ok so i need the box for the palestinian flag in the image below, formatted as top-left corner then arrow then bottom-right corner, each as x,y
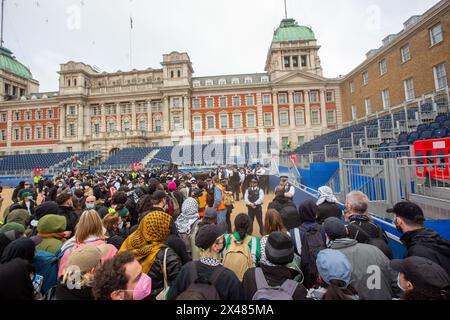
74,155 -> 83,166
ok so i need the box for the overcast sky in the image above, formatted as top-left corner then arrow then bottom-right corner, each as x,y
4,0 -> 441,92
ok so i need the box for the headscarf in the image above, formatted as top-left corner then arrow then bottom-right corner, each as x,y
298,199 -> 319,223
0,222 -> 26,235
0,230 -> 23,258
6,209 -> 30,227
1,238 -> 36,264
0,258 -> 34,300
175,198 -> 199,234
316,186 -> 338,206
119,211 -> 172,274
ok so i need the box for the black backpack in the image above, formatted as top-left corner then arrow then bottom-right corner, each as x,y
298,225 -> 326,288
177,262 -> 225,300
348,223 -> 393,260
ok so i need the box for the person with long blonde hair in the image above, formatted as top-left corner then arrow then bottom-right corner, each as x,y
58,209 -> 117,279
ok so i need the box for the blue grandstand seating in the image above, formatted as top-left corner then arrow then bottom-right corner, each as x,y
0,151 -> 100,172
435,114 -> 448,124
432,128 -> 448,139
101,147 -> 154,166
419,130 -> 433,140
416,124 -> 429,132
429,122 -> 441,130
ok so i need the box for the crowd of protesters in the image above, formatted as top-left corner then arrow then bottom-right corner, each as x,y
0,164 -> 449,301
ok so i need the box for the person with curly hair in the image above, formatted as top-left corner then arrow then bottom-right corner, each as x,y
92,251 -> 152,300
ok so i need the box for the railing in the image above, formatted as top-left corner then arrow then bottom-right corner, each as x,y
397,154 -> 450,220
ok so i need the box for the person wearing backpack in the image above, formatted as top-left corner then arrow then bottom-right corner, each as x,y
344,191 -> 392,259
223,214 -> 260,281
190,208 -> 218,261
307,249 -> 359,300
56,245 -> 108,300
324,217 -> 397,300
242,231 -> 307,300
167,222 -> 242,300
175,198 -> 200,257
288,200 -> 326,289
244,178 -> 265,236
34,214 -> 68,255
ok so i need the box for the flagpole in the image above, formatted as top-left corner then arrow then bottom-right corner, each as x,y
284,0 -> 288,19
1,0 -> 5,47
129,16 -> 133,70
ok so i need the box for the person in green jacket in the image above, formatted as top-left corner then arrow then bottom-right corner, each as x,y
35,214 -> 68,254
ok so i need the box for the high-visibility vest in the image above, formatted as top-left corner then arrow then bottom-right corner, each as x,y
216,184 -> 226,211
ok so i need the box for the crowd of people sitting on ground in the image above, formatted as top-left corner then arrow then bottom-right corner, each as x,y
0,165 -> 449,301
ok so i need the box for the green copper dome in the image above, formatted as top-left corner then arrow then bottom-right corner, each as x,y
273,18 -> 316,42
0,47 -> 33,79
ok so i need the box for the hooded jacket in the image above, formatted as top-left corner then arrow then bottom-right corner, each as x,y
35,214 -> 67,254
0,258 -> 34,300
401,228 -> 450,276
330,238 -> 397,300
5,208 -> 30,227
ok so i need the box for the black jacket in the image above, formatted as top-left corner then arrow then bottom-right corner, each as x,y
268,196 -> 296,213
347,215 -> 388,243
401,228 -> 450,275
173,191 -> 185,206
317,202 -> 342,224
167,261 -> 243,300
147,247 -> 182,300
242,265 -> 307,300
278,205 -> 301,230
57,206 -> 79,232
55,283 -> 94,300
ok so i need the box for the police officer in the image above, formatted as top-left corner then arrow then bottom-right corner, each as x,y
244,178 -> 265,235
279,175 -> 295,199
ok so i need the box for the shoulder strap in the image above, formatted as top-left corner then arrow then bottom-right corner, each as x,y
349,222 -> 371,241
209,266 -> 226,286
254,267 -> 270,290
280,279 -> 299,297
291,228 -> 302,255
162,248 -> 169,289
250,237 -> 257,257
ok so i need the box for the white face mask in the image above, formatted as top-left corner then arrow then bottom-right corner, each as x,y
118,222 -> 124,229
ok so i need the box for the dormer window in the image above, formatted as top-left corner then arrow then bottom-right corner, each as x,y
219,79 -> 227,85
261,76 -> 269,83
193,80 -> 201,87
244,77 -> 252,84
205,79 -> 214,86
231,78 -> 239,85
